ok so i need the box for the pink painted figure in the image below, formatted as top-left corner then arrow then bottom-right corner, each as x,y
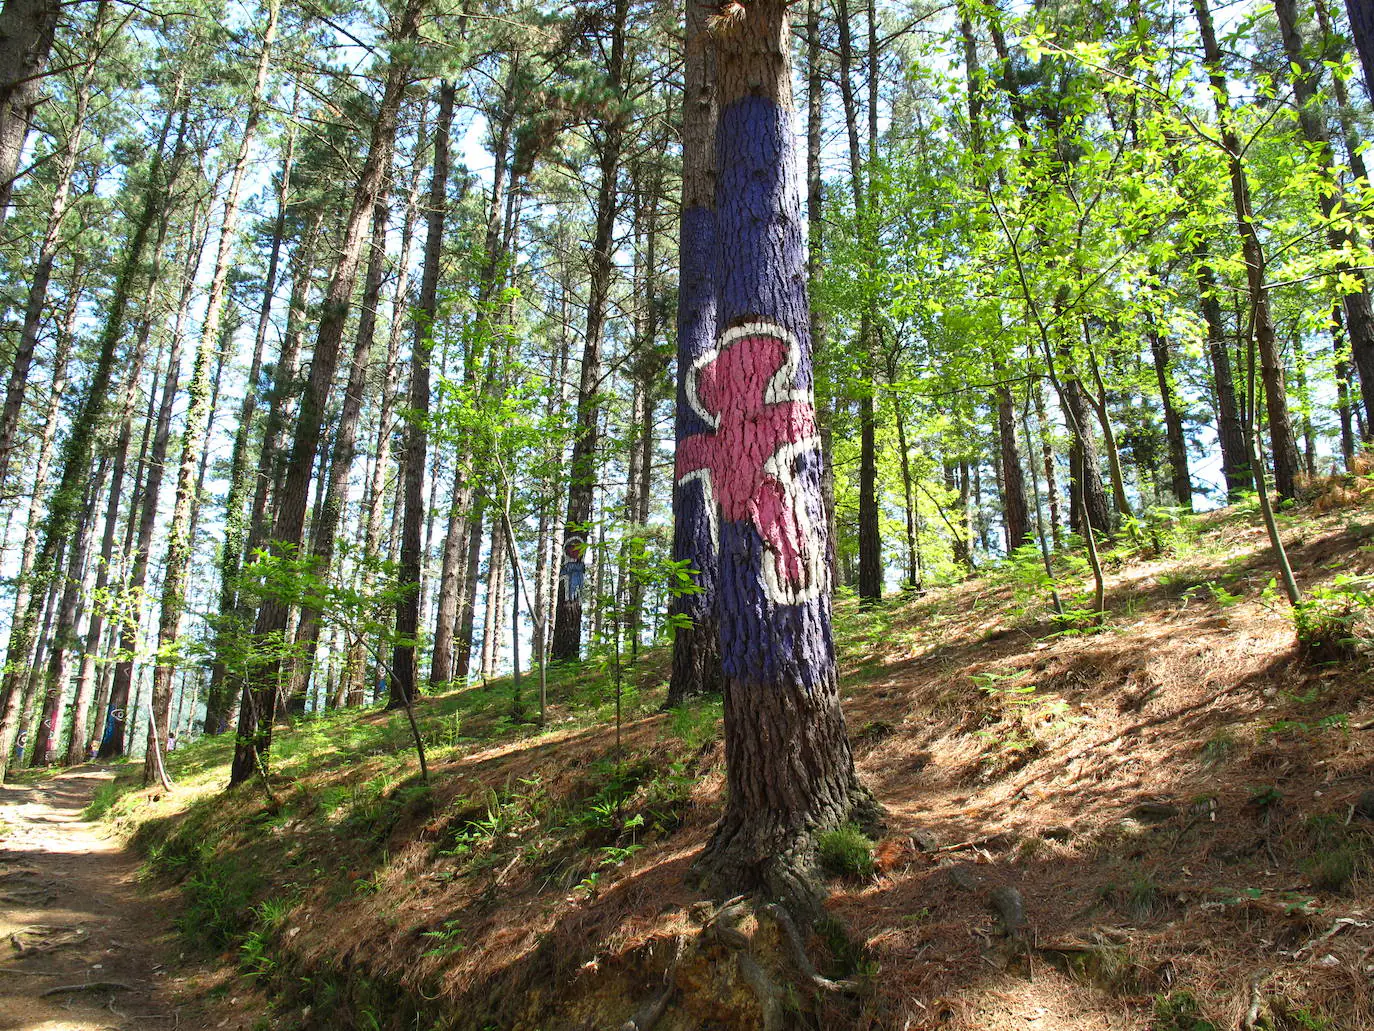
676,320 -> 825,605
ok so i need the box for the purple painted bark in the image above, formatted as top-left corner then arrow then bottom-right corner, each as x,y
668,0 -> 723,708
692,0 -> 872,908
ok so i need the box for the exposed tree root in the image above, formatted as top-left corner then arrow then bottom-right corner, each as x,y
619,893 -> 864,1030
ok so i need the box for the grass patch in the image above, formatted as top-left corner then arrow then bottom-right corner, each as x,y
817,823 -> 875,880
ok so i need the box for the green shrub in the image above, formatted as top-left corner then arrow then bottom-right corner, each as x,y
1152,990 -> 1218,1031
1289,577 -> 1371,662
817,823 -> 875,880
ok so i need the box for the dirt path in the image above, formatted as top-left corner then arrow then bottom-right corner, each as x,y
0,766 -> 253,1031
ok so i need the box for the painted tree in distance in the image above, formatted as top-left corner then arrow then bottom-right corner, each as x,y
688,0 -> 875,908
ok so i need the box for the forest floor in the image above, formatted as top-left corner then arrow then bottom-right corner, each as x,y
0,766 -> 262,1030
52,481 -> 1374,1029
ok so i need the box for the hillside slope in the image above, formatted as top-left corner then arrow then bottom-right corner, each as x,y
92,497 -> 1374,1030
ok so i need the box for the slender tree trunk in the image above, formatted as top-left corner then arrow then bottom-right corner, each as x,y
1334,305 -> 1357,469
551,0 -> 628,662
147,0 -> 279,783
101,165 -> 202,761
32,460 -> 106,764
1344,0 -> 1374,99
479,521 -> 507,679
0,0 -> 107,490
230,0 -> 425,786
290,196 -> 392,711
3,278 -> 74,749
1194,0 -> 1302,500
66,331 -> 148,766
204,122 -> 296,733
1275,0 -> 1374,439
389,81 -> 454,711
1147,310 -> 1193,508
1194,245 -> 1252,495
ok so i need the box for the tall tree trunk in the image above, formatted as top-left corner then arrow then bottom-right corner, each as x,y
1194,0 -> 1302,500
66,330 -> 149,766
1334,305 -> 1357,469
0,0 -> 107,489
290,196 -> 392,712
229,0 -> 426,786
3,272 -> 75,753
101,156 -> 203,761
0,0 -> 60,222
693,0 -> 872,907
551,0 -> 628,662
204,121 -> 296,733
667,0 -> 723,706
1344,0 -> 1374,96
1147,310 -> 1193,508
996,376 -> 1030,550
393,81 -> 454,708
147,0 -> 279,783
479,521 -> 507,679
1031,379 -> 1061,548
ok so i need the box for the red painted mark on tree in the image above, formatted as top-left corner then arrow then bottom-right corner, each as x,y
677,320 -> 826,605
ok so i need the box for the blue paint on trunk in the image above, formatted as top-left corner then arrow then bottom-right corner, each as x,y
673,202 -> 721,633
712,92 -> 833,690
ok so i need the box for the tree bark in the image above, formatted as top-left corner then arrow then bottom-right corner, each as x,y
204,119 -> 296,733
147,0 -> 279,780
668,0 -> 723,707
693,0 -> 873,908
394,82 -> 454,707
0,0 -> 60,222
0,0 -> 107,490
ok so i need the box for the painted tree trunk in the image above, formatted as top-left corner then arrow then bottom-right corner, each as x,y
692,0 -> 872,906
667,0 -> 723,708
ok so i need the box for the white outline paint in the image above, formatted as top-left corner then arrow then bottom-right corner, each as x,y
677,467 -> 719,555
677,318 -> 826,607
760,435 -> 826,606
